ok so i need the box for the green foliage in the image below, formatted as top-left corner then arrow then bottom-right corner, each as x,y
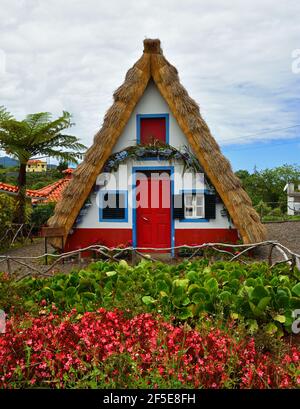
0,193 -> 15,229
255,200 -> 272,217
0,272 -> 34,313
269,207 -> 282,217
104,142 -> 205,176
0,109 -> 86,164
0,193 -> 31,248
2,259 -> 300,336
236,165 -> 300,212
0,107 -> 86,223
31,202 -> 56,227
56,161 -> 68,173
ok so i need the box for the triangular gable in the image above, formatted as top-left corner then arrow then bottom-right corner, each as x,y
49,39 -> 266,245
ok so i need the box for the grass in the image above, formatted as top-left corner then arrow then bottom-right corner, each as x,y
262,214 -> 300,222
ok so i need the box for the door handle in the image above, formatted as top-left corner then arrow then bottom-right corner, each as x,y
142,216 -> 149,221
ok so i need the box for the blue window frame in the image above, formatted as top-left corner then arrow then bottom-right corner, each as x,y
99,190 -> 128,222
178,189 -> 209,222
136,113 -> 169,145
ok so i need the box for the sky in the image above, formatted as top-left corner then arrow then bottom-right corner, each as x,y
0,0 -> 299,171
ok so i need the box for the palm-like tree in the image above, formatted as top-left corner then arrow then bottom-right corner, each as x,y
0,107 -> 86,223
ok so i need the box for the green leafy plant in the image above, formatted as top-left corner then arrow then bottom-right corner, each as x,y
31,202 -> 56,228
2,259 -> 299,336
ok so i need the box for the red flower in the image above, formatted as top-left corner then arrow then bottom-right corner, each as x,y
0,309 -> 299,389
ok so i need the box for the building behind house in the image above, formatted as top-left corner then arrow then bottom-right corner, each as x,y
284,183 -> 300,215
26,160 -> 47,173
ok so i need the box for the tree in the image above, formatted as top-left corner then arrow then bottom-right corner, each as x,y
0,107 -> 86,223
57,160 -> 69,173
236,165 -> 300,211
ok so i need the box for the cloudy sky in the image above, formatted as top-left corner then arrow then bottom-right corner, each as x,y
0,0 -> 299,170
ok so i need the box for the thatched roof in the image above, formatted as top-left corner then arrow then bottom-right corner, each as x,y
48,39 -> 266,246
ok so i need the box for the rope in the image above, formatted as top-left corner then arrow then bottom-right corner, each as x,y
1,240 -> 299,260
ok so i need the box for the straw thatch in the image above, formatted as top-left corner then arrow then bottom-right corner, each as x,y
48,39 -> 266,247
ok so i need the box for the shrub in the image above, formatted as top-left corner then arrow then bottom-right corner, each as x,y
4,260 -> 300,336
30,181 -> 48,190
0,193 -> 32,249
31,202 -> 55,228
255,200 -> 272,217
269,207 -> 282,217
0,193 -> 15,231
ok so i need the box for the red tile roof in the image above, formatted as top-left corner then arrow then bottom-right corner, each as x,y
27,159 -> 46,164
62,168 -> 74,175
0,182 -> 17,194
0,170 -> 73,203
32,178 -> 71,203
0,182 -> 46,198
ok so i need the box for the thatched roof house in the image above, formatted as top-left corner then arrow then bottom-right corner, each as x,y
48,39 -> 266,250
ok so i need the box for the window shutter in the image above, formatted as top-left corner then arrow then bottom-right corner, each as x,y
102,192 -> 126,220
173,194 -> 185,219
204,193 -> 216,219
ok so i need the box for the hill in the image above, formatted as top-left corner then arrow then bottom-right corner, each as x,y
0,156 -> 19,168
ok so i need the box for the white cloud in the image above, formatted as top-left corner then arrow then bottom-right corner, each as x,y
0,0 -> 299,150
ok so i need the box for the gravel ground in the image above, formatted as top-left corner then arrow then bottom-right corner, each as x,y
255,221 -> 300,262
0,239 -> 89,277
0,221 -> 299,276
264,221 -> 300,254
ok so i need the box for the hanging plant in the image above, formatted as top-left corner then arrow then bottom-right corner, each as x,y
102,141 -> 216,192
103,141 -> 204,174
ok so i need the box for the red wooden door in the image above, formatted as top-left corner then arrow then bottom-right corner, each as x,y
136,171 -> 171,252
140,117 -> 166,144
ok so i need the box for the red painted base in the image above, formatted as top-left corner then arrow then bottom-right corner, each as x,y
64,228 -> 132,252
65,228 -> 239,256
175,229 -> 239,247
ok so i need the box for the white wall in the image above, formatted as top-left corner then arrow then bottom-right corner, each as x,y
77,159 -> 232,230
286,184 -> 300,215
113,80 -> 189,152
75,80 -> 233,231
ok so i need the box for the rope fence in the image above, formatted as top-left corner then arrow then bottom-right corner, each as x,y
0,240 -> 299,281
0,223 -> 34,248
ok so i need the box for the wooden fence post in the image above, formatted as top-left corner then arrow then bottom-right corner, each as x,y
6,257 -> 11,275
268,244 -> 275,266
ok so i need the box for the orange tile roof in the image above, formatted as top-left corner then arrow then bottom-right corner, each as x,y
0,182 -> 18,194
32,178 -> 71,203
0,172 -> 73,203
62,168 -> 74,175
27,160 -> 45,164
0,182 -> 45,198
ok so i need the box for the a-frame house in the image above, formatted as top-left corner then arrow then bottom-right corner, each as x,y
48,39 -> 266,253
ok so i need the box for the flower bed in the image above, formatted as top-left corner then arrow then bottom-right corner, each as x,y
4,259 -> 300,337
0,309 -> 299,389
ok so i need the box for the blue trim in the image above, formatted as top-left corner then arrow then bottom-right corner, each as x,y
99,190 -> 128,222
136,114 -> 169,144
179,189 -> 208,223
132,166 -> 175,256
179,218 -> 209,223
136,156 -> 167,161
179,189 -> 209,194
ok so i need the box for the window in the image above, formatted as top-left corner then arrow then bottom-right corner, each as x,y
184,193 -> 205,219
137,114 -> 169,145
173,192 -> 216,221
99,191 -> 128,222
